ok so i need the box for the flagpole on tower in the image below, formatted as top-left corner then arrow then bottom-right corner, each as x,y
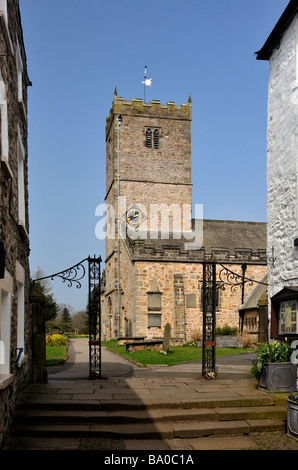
142,66 -> 152,103
144,66 -> 146,102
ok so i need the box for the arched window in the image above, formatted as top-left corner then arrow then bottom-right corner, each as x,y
146,128 -> 152,148
145,128 -> 160,149
153,129 -> 159,149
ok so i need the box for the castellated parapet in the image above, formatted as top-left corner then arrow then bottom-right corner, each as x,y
105,92 -> 192,141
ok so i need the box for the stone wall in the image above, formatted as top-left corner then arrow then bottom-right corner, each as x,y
102,241 -> 267,343
0,0 -> 31,447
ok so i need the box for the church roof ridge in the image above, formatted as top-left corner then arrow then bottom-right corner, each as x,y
198,218 -> 266,225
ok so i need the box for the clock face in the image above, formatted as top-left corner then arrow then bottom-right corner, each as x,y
125,205 -> 145,227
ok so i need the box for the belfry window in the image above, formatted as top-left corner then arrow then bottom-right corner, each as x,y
153,129 -> 159,149
146,128 -> 152,148
145,128 -> 160,149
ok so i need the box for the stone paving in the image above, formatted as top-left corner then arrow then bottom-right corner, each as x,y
6,432 -> 298,451
3,338 -> 298,452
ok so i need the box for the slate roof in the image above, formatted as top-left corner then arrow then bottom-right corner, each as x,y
200,219 -> 266,254
239,274 -> 268,311
127,219 -> 267,262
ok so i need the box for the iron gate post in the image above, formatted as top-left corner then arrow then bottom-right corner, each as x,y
88,255 -> 102,379
202,261 -> 217,379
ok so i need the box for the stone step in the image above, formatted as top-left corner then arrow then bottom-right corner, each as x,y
10,418 -> 286,440
16,394 -> 282,412
13,405 -> 287,425
8,385 -> 288,448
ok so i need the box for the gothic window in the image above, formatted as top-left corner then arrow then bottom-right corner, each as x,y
145,128 -> 152,148
145,128 -> 160,149
153,129 -> 159,149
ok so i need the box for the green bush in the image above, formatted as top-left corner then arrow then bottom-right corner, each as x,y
216,324 -> 238,336
46,334 -> 68,346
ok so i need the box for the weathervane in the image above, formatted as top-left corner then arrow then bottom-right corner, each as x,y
142,65 -> 152,103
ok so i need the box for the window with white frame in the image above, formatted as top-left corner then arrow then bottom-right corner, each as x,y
0,0 -> 13,54
16,39 -> 23,103
17,127 -> 26,228
0,74 -> 8,160
0,0 -> 7,25
16,38 -> 26,118
0,290 -> 11,375
16,262 -> 25,358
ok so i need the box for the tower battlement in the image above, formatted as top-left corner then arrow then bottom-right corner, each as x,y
105,91 -> 192,141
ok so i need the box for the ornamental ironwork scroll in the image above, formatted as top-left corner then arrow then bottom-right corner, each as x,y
34,258 -> 88,289
202,261 -> 217,379
217,263 -> 268,303
33,255 -> 102,379
200,261 -> 268,380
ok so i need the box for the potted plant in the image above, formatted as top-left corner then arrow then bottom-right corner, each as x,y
287,389 -> 298,440
251,340 -> 297,392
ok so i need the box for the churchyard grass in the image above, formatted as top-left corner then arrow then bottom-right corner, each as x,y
46,345 -> 68,365
102,339 -> 254,367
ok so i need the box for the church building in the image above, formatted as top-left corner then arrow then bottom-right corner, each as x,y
101,89 -> 267,344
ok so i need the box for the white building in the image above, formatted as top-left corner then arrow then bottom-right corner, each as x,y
257,0 -> 298,340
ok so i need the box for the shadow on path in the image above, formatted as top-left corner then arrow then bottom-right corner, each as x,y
47,338 -> 257,382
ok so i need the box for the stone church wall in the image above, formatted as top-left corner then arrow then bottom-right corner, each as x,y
105,256 -> 267,344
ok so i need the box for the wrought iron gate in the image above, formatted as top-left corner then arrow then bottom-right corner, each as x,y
88,256 -> 102,379
202,262 -> 216,379
34,255 -> 102,379
200,260 -> 268,380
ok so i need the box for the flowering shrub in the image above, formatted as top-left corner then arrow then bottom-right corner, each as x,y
46,334 -> 68,346
251,340 -> 292,377
288,388 -> 298,403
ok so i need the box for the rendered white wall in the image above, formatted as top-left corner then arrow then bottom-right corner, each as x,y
267,15 -> 298,327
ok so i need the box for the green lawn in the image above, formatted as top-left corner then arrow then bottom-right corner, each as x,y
102,339 -> 254,367
46,345 -> 68,365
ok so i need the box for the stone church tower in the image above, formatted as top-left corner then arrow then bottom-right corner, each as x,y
102,90 -> 267,343
104,89 -> 193,339
105,88 -> 193,232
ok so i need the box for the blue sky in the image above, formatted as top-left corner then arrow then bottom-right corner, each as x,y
19,0 -> 289,312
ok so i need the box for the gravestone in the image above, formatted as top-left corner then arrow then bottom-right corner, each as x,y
162,323 -> 171,354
